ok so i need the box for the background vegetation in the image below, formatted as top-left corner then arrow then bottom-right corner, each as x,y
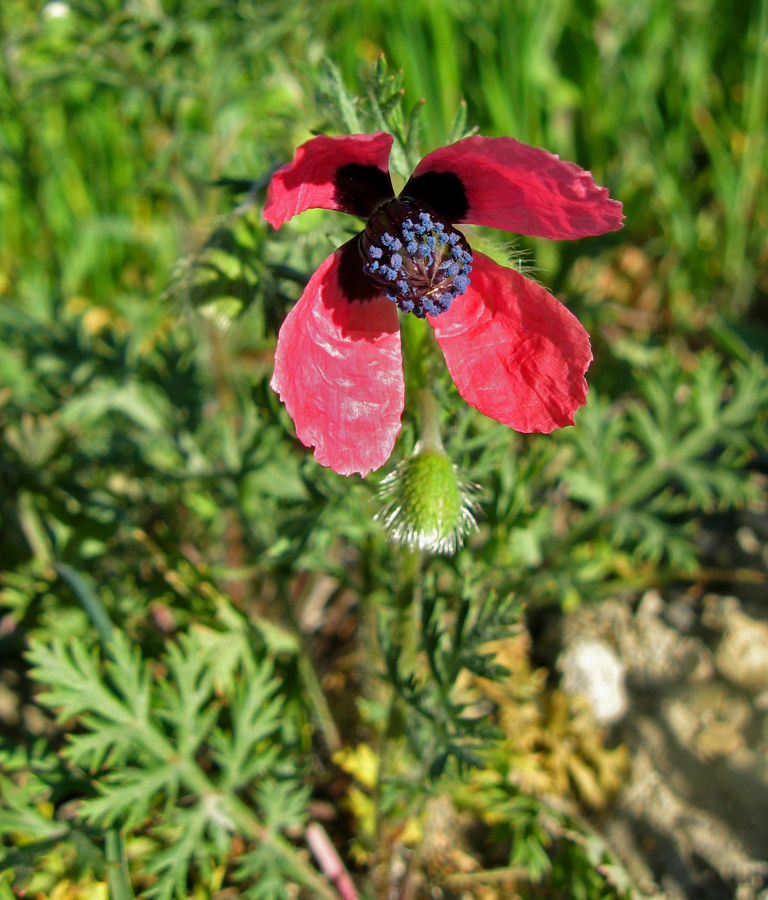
1,0 -> 766,897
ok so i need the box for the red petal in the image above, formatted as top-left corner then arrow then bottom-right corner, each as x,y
430,252 -> 592,432
408,136 -> 623,239
264,133 -> 395,229
270,244 -> 404,476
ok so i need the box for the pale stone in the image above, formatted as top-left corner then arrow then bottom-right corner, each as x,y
715,610 -> 768,694
559,639 -> 628,725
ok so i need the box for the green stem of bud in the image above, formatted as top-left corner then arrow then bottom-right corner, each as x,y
416,388 -> 444,454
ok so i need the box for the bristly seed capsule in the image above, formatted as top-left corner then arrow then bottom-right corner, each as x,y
360,199 -> 473,318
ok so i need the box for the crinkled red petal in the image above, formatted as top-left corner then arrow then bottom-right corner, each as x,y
410,135 -> 623,239
270,244 -> 404,476
430,252 -> 592,432
264,133 -> 395,229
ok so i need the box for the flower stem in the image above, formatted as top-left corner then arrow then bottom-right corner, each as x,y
105,830 -> 135,900
400,312 -> 429,400
232,493 -> 342,753
416,388 -> 444,454
276,578 -> 343,753
228,796 -> 344,900
306,822 -> 361,900
394,546 -> 424,667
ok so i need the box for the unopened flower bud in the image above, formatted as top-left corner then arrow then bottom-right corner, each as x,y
375,444 -> 479,556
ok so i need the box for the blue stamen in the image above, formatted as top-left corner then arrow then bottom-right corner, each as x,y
381,233 -> 402,251
453,274 -> 470,293
361,198 -> 473,318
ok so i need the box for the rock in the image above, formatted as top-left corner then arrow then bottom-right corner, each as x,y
695,721 -> 745,761
562,595 -> 713,689
715,610 -> 768,694
559,639 -> 628,725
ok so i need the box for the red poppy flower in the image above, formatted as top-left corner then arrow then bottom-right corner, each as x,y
265,132 -> 623,476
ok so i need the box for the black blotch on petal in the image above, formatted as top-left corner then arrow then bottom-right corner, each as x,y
400,170 -> 469,223
337,235 -> 381,304
333,164 -> 395,219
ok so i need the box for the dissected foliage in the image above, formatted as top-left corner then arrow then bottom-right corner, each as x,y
10,622 -> 312,900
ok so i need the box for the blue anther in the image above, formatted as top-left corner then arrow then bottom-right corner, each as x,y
368,246 -> 383,260
442,261 -> 460,278
453,274 -> 470,293
390,253 -> 402,270
452,247 -> 472,265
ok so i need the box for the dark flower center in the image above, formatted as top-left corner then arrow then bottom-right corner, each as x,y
359,199 -> 473,318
